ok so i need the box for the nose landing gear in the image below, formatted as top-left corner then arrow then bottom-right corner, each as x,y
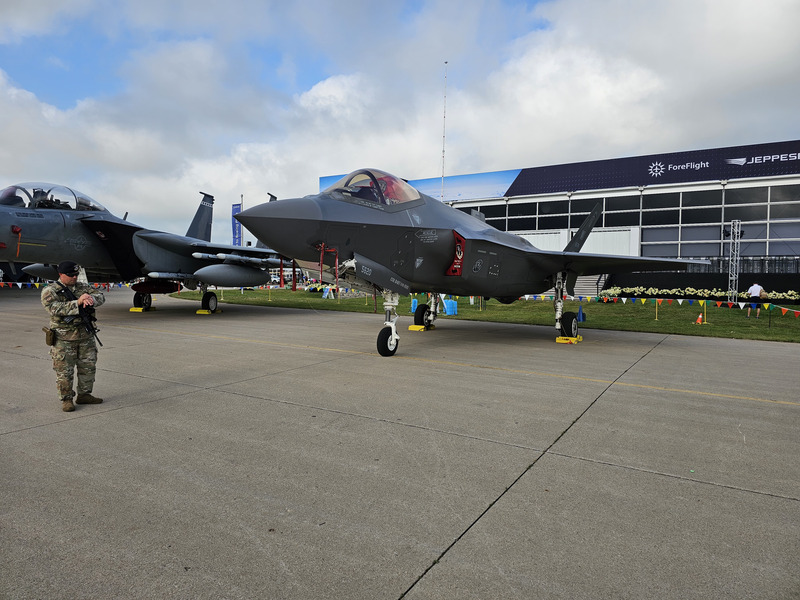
377,290 -> 400,356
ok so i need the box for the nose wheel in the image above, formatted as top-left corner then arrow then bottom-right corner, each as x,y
376,290 -> 400,356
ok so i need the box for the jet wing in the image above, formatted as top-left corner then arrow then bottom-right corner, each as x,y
78,214 -> 145,280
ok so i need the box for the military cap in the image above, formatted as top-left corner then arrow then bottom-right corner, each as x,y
57,261 -> 80,276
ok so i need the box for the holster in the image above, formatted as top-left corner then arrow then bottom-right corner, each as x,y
43,327 -> 56,346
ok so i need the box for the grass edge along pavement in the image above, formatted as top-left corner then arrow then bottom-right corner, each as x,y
171,287 -> 800,344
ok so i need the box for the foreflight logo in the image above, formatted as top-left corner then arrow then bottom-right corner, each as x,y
648,160 -> 709,178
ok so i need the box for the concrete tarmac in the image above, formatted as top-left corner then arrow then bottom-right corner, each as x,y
1,287 -> 798,599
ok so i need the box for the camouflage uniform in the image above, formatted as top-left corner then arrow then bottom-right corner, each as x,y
41,281 -> 105,403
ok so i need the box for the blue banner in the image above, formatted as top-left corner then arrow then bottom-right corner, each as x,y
231,203 -> 242,246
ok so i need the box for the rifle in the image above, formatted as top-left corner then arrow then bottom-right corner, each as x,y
57,282 -> 103,347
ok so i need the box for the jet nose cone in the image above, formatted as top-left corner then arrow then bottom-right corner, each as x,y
237,197 -> 323,260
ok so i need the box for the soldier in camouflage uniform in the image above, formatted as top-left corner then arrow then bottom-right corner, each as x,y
41,261 -> 106,412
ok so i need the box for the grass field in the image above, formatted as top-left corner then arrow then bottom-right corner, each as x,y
173,288 -> 800,344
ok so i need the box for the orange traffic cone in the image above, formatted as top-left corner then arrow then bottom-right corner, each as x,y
695,313 -> 703,324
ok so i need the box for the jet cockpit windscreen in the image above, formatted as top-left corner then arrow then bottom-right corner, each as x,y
0,183 -> 108,212
323,169 -> 421,205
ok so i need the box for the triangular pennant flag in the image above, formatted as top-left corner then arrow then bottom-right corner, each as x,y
657,298 -> 663,305
16,282 -> 22,289
727,302 -> 733,308
613,297 -> 619,303
668,299 -> 673,305
699,300 -> 705,307
688,299 -> 694,306
677,299 -> 683,305
750,303 -> 757,309
795,311 -> 800,318
781,308 -> 788,316
763,303 -> 771,310
738,302 -> 746,309
641,298 -> 647,305
621,297 -> 628,304
716,301 -> 722,307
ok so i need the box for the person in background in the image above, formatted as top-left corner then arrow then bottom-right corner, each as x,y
746,282 -> 764,319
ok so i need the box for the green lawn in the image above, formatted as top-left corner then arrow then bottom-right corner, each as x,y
173,288 -> 800,343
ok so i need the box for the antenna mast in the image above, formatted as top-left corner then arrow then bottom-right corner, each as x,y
441,61 -> 448,201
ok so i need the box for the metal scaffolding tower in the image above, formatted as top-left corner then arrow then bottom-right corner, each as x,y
727,220 -> 742,303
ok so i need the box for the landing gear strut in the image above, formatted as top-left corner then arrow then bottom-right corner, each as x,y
377,290 -> 400,356
553,271 -> 578,338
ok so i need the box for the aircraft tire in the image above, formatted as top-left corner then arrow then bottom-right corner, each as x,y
414,303 -> 431,327
560,311 -> 578,337
202,291 -> 218,312
133,292 -> 143,308
141,293 -> 152,310
377,326 -> 398,357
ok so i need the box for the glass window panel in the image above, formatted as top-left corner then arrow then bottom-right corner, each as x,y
769,222 -> 800,238
569,213 -> 597,229
680,243 -> 719,257
683,190 -> 722,207
735,224 -> 767,239
770,203 -> 800,220
724,204 -> 767,221
725,187 -> 767,205
455,207 -> 471,214
605,195 -> 639,211
768,241 -> 800,255
642,193 -> 680,209
681,207 -> 722,224
682,226 -> 719,241
538,200 -> 569,215
605,212 -> 640,227
570,198 -> 602,213
642,210 -> 680,225
508,202 -> 537,217
539,215 -> 569,229
479,205 -> 506,218
642,227 -> 679,242
642,244 -> 678,257
740,242 -> 767,256
771,184 -> 800,202
507,217 -> 537,231
485,218 -> 505,230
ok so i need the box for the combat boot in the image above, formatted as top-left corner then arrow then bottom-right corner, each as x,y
61,398 -> 75,412
76,393 -> 103,404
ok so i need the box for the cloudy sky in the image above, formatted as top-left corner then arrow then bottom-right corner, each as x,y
1,0 -> 799,243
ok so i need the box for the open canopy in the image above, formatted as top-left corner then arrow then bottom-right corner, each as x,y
0,183 -> 108,212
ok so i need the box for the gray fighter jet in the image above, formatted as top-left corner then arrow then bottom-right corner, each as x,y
236,168 -> 704,356
0,182 -> 283,311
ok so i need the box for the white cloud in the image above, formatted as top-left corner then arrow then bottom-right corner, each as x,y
2,0 -> 800,245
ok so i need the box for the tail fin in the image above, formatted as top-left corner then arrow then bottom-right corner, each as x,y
186,192 -> 214,241
563,203 -> 601,253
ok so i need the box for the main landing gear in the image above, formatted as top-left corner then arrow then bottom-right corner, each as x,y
553,271 -> 579,338
132,292 -> 152,311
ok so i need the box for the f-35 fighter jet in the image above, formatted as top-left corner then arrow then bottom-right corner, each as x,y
236,168 -> 703,355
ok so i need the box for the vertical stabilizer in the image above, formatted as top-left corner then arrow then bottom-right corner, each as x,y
186,192 -> 214,241
563,203 -> 601,253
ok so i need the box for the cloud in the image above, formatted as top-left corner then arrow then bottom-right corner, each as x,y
2,0 -> 800,245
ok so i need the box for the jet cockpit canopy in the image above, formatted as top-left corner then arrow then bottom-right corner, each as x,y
323,169 -> 421,206
0,183 -> 108,212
